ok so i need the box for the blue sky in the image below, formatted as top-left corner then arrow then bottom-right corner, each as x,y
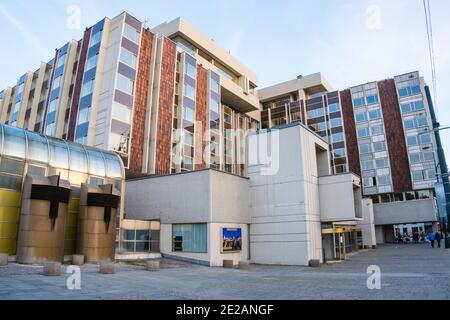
1,0 -> 450,161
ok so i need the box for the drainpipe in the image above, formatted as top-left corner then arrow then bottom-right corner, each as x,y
425,85 -> 450,248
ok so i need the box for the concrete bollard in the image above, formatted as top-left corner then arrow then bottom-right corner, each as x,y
146,260 -> 160,272
99,261 -> 115,274
72,255 -> 85,266
43,262 -> 61,276
238,260 -> 251,270
223,260 -> 235,269
308,259 -> 321,268
0,254 -> 8,266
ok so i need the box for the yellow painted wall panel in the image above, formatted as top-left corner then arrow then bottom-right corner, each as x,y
0,190 -> 22,206
0,239 -> 16,254
0,207 -> 20,223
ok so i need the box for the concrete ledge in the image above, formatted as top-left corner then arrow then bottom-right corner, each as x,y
0,254 -> 8,266
43,262 -> 61,276
146,260 -> 160,271
115,252 -> 162,261
99,261 -> 115,274
308,259 -> 321,268
238,260 -> 251,270
223,260 -> 235,268
161,253 -> 210,266
72,255 -> 85,266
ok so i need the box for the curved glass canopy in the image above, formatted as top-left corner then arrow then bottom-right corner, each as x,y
0,124 -> 125,180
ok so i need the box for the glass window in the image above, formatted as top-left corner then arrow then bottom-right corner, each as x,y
112,102 -> 131,124
425,168 -> 436,180
123,24 -> 140,43
416,190 -> 431,199
376,158 -> 388,168
210,79 -> 219,94
48,98 -> 58,113
52,75 -> 62,89
78,107 -> 90,125
68,144 -> 88,172
409,153 -> 421,164
317,122 -> 327,132
48,137 -> 69,169
120,48 -> 137,68
407,136 -> 418,146
330,118 -> 342,128
0,173 -> 22,190
413,100 -> 425,111
378,175 -> 391,186
183,130 -> 194,146
355,112 -> 367,123
416,117 -> 428,127
3,125 -> 26,158
373,141 -> 386,152
89,176 -> 104,187
405,192 -> 415,200
363,177 -> 374,187
103,152 -> 123,178
419,133 -> 431,144
116,74 -> 134,95
26,131 -> 49,163
331,132 -> 344,143
359,143 -> 371,154
81,80 -> 94,97
371,124 -> 383,135
366,95 -> 379,105
27,165 -> 46,176
184,83 -> 195,100
328,103 -> 340,113
412,170 -> 423,182
423,151 -> 434,162
368,108 -> 381,120
357,127 -> 370,138
210,98 -> 219,114
403,119 -> 415,129
183,107 -> 195,123
362,160 -> 374,170
86,148 -> 106,176
172,224 -> 207,253
333,148 -> 346,158
85,54 -> 98,71
353,98 -> 365,108
184,61 -> 196,79
90,32 -> 102,47
401,103 -> 412,113
307,108 -> 324,119
0,158 -> 24,175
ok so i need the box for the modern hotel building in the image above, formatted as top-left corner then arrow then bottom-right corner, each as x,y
0,11 -> 446,265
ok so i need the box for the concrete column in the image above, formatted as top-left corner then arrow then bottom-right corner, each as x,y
358,198 -> 377,248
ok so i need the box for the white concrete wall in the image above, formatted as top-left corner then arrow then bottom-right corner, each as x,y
248,124 -> 327,265
373,199 -> 438,225
358,198 -> 377,247
318,174 -> 361,222
375,226 -> 386,244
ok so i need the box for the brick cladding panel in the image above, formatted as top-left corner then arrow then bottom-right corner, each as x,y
129,29 -> 154,173
378,79 -> 413,192
195,66 -> 208,169
155,38 -> 176,175
340,89 -> 361,177
68,28 -> 91,141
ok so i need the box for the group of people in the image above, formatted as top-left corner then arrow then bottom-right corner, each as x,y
427,231 -> 442,248
396,230 -> 443,248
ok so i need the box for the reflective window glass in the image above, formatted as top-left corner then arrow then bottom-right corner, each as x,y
68,144 -> 88,172
86,148 -> 106,176
48,137 -> 69,169
2,125 -> 26,158
26,131 -> 49,163
103,152 -> 123,178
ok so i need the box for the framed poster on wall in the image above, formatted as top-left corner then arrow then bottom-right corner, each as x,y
221,227 -> 242,253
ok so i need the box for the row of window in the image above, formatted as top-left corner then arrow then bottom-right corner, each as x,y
363,174 -> 391,187
412,168 -> 436,182
355,108 -> 381,123
398,85 -> 421,98
372,190 -> 432,204
359,141 -> 386,154
406,133 -> 432,146
409,151 -> 434,164
401,100 -> 425,114
357,124 -> 384,138
361,157 -> 389,171
403,117 -> 428,130
353,94 -> 379,108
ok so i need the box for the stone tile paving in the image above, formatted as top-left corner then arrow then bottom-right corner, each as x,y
0,244 -> 449,300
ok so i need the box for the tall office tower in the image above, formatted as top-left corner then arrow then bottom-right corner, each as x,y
0,12 -> 260,178
259,71 -> 442,238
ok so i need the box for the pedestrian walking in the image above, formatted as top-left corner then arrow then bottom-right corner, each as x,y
413,231 -> 419,244
427,231 -> 435,248
435,231 -> 442,248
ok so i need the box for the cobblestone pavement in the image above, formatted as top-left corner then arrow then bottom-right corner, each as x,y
0,244 -> 449,300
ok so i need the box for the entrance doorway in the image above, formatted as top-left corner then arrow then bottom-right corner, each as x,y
321,225 -> 362,262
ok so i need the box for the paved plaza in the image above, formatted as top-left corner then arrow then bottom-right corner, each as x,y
0,244 -> 449,300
